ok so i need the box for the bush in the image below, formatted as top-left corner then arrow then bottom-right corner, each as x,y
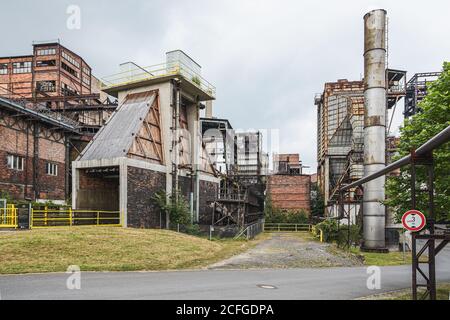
153,190 -> 191,226
316,219 -> 362,248
264,195 -> 309,224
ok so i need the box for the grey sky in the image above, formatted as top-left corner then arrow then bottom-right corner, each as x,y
2,0 -> 449,173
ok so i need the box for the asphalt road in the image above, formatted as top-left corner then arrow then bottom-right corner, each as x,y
0,240 -> 448,300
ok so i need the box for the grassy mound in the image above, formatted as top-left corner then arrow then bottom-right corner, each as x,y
0,227 -> 256,274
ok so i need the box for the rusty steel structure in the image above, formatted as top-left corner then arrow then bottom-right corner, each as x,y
315,10 -> 406,229
341,125 -> 450,300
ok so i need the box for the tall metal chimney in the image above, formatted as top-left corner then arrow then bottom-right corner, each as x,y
363,9 -> 387,250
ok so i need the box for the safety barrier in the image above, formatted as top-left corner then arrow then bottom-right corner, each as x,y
263,223 -> 311,232
311,225 -> 324,243
30,208 -> 122,229
263,223 -> 323,242
0,205 -> 18,229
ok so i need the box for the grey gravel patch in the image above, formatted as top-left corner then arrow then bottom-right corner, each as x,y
209,233 -> 363,270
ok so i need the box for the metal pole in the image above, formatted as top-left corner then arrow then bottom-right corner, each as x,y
427,157 -> 436,300
411,154 -> 417,300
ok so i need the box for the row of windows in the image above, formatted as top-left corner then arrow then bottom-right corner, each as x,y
83,66 -> 90,76
62,51 -> 80,68
7,155 -> 58,176
61,62 -> 78,78
36,60 -> 56,67
37,48 -> 57,56
13,61 -> 32,74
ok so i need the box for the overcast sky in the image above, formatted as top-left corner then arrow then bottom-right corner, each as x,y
2,0 -> 449,173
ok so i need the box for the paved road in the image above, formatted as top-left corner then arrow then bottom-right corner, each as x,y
1,239 -> 448,300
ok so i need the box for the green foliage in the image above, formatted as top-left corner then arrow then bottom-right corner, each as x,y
316,219 -> 362,248
264,195 -> 309,224
385,62 -> 450,222
310,183 -> 325,217
191,76 -> 201,86
152,190 -> 191,226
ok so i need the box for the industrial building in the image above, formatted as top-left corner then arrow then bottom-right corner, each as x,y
0,96 -> 79,202
0,41 -> 117,136
200,117 -> 269,228
267,154 -> 311,214
72,51 -> 220,228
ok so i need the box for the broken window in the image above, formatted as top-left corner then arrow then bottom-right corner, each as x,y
36,80 -> 56,92
36,60 -> 56,67
0,63 -> 8,75
62,51 -> 80,68
61,62 -> 78,78
13,61 -> 31,74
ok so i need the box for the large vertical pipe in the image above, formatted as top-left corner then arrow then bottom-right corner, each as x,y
363,9 -> 387,250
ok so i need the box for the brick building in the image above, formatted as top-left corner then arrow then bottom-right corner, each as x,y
0,97 -> 78,202
267,153 -> 311,214
0,41 -> 116,136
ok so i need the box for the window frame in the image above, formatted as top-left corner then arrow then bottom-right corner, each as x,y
7,154 -> 24,171
45,162 -> 58,176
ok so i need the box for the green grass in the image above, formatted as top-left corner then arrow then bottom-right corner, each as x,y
0,227 -> 264,274
360,283 -> 450,300
348,247 -> 412,266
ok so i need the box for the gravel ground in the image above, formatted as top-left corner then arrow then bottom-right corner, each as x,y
208,232 -> 364,269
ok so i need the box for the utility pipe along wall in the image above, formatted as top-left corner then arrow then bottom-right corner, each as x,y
363,9 -> 387,250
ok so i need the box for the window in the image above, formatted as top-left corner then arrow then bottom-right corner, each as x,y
82,75 -> 90,85
46,163 -> 58,176
13,61 -> 31,74
7,155 -> 24,171
37,48 -> 56,56
36,80 -> 56,92
61,51 -> 80,68
36,60 -> 56,67
0,63 -> 8,75
61,83 -> 78,96
83,66 -> 90,75
61,62 -> 78,78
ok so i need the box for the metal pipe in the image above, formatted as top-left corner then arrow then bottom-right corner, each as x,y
341,125 -> 450,191
362,9 -> 388,249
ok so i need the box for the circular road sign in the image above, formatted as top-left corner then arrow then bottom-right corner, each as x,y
402,210 -> 426,232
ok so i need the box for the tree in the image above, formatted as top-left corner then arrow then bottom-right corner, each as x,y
385,62 -> 450,222
310,183 -> 325,217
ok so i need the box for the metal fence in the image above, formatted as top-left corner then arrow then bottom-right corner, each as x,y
263,223 -> 324,242
234,219 -> 265,240
30,209 -> 122,228
0,206 -> 18,229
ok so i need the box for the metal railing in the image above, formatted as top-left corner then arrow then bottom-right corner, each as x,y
0,206 -> 18,229
101,60 -> 216,98
263,223 -> 324,242
263,223 -> 311,232
30,209 -> 122,228
234,219 -> 265,240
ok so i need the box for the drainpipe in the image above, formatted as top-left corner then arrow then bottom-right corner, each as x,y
362,9 -> 387,250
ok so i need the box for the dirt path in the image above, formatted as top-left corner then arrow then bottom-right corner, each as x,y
208,232 -> 363,269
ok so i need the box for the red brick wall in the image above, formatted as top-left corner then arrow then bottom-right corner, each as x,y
267,175 -> 311,213
0,114 -> 66,201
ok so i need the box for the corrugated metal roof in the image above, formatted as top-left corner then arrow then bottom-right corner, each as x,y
79,91 -> 156,161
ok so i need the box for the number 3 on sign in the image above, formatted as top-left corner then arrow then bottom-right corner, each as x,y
401,210 -> 426,232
